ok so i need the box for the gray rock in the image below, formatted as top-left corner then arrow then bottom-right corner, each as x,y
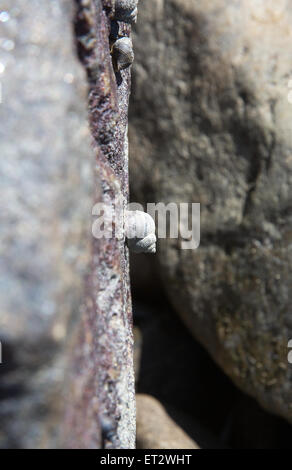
0,0 -> 135,448
0,0 -> 93,448
130,0 -> 292,422
63,0 -> 135,449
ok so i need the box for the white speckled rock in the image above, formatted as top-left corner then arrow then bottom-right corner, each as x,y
126,211 -> 156,253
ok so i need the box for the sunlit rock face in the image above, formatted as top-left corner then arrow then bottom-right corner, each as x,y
130,0 -> 292,422
0,0 -> 93,448
0,0 -> 136,449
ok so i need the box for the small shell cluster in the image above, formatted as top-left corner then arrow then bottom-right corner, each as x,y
110,0 -> 138,71
125,210 -> 156,254
114,0 -> 139,24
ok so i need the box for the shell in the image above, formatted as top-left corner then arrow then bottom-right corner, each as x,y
112,37 -> 134,71
114,0 -> 138,24
125,210 -> 156,254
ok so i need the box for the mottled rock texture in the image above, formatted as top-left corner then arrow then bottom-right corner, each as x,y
0,0 -> 92,448
0,0 -> 135,448
130,0 -> 292,422
136,394 -> 199,449
64,0 -> 135,449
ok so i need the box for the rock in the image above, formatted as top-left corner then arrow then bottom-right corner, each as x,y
0,0 -> 135,448
133,325 -> 142,382
130,0 -> 292,422
136,394 -> 199,449
63,0 -> 135,450
0,0 -> 92,448
133,298 -> 292,448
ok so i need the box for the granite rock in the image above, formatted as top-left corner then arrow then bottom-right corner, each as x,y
0,0 -> 135,448
130,0 -> 292,422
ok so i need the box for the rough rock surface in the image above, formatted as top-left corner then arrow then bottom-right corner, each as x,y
64,0 -> 135,449
133,297 -> 292,448
130,0 -> 292,422
0,0 -> 92,448
0,0 -> 135,448
136,394 -> 199,449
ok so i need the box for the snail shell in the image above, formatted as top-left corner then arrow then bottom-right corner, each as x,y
114,0 -> 138,24
125,210 -> 156,254
112,37 -> 134,71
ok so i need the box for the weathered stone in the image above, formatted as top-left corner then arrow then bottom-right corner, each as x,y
133,296 -> 292,448
63,0 -> 135,449
0,0 -> 135,448
136,394 -> 199,449
0,0 -> 92,448
130,0 -> 292,422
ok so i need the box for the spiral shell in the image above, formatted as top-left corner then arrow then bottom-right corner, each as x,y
125,210 -> 156,254
112,37 -> 134,71
114,0 -> 138,24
